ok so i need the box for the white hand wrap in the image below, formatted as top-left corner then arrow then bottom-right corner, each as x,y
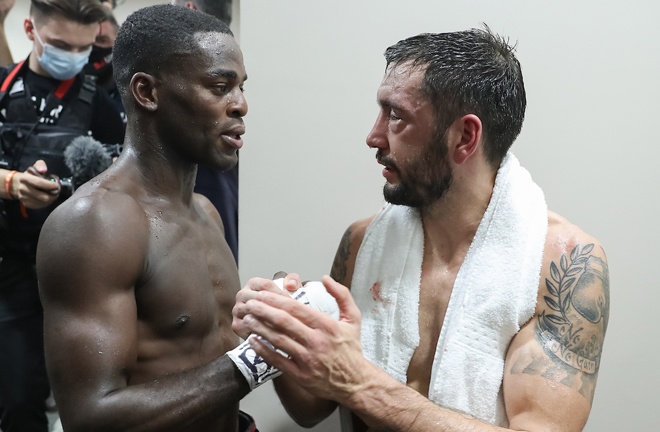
227,335 -> 283,390
228,278 -> 339,390
274,278 -> 340,320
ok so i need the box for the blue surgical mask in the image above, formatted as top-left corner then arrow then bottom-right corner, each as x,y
32,23 -> 92,80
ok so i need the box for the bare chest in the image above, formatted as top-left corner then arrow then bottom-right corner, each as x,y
405,256 -> 460,396
132,207 -> 240,376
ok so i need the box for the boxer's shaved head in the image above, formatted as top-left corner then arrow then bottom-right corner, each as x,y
113,4 -> 233,106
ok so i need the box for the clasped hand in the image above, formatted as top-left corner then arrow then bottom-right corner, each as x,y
231,274 -> 372,403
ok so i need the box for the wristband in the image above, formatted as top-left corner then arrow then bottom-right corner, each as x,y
4,170 -> 17,199
227,336 -> 283,390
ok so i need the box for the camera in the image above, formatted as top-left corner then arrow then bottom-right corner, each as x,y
42,173 -> 75,199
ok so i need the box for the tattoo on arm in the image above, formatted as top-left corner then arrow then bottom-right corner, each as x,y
513,243 -> 610,401
330,226 -> 352,284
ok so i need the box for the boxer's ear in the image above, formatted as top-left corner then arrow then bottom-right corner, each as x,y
450,114 -> 482,165
130,72 -> 158,112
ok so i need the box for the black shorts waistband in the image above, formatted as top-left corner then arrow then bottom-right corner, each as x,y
238,410 -> 258,432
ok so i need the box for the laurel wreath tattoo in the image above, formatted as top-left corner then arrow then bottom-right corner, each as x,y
537,243 -> 609,377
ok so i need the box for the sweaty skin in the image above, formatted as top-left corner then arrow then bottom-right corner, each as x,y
37,28 -> 250,432
235,211 -> 608,432
232,63 -> 608,432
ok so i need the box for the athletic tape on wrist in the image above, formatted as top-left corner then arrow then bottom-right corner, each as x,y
228,278 -> 340,390
227,336 -> 283,390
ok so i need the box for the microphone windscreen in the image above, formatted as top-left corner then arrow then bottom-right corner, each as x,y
64,136 -> 113,187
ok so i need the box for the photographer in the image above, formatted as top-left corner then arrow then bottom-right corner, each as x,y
84,5 -> 124,121
0,1 -> 124,431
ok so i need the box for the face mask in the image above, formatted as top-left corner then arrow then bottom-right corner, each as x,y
32,23 -> 92,80
88,45 -> 113,66
84,45 -> 113,78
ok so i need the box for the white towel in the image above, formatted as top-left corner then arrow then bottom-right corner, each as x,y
349,152 -> 547,427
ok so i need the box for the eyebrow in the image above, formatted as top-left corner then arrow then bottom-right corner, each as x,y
47,37 -> 72,48
48,38 -> 92,51
378,98 -> 406,114
208,69 -> 248,82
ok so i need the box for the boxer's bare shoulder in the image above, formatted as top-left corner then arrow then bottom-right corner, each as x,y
194,191 -> 225,232
38,181 -> 150,292
542,211 -> 609,328
535,211 -> 609,398
330,215 -> 376,288
505,209 -> 609,427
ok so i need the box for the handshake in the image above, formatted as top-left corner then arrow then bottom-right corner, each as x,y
227,277 -> 339,390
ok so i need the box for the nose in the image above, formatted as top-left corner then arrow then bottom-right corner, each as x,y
229,89 -> 248,118
366,112 -> 388,150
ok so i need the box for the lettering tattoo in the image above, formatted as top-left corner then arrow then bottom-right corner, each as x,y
511,243 -> 610,401
330,226 -> 352,284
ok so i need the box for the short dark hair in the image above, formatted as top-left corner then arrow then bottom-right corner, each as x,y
384,27 -> 526,168
113,4 -> 233,106
30,0 -> 107,25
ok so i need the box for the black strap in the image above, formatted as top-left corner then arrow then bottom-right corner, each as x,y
0,60 -> 28,111
78,74 -> 96,105
0,58 -> 87,123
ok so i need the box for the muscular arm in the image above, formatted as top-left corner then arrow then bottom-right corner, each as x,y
242,218 -> 609,431
504,221 -> 609,430
37,192 -> 249,432
329,216 -> 374,289
340,233 -> 609,431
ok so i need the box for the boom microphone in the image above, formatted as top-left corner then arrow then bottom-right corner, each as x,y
63,135 -> 114,190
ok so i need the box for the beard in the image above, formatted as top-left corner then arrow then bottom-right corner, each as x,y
379,132 -> 453,208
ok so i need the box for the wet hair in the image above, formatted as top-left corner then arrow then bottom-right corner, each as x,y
113,4 -> 232,106
384,26 -> 526,168
30,0 -> 107,25
173,0 -> 233,25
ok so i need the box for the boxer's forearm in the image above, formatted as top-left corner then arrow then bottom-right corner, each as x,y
343,366 -> 506,432
57,356 -> 250,432
273,375 -> 338,428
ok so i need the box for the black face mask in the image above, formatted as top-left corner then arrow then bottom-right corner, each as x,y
88,45 -> 113,65
85,45 -> 113,78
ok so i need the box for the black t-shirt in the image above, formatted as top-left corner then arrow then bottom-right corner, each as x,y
0,64 -> 125,144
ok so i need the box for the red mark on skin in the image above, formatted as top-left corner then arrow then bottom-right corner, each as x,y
370,281 -> 382,302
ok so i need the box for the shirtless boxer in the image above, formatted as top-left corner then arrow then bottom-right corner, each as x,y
233,29 -> 610,432
37,5 -> 263,431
